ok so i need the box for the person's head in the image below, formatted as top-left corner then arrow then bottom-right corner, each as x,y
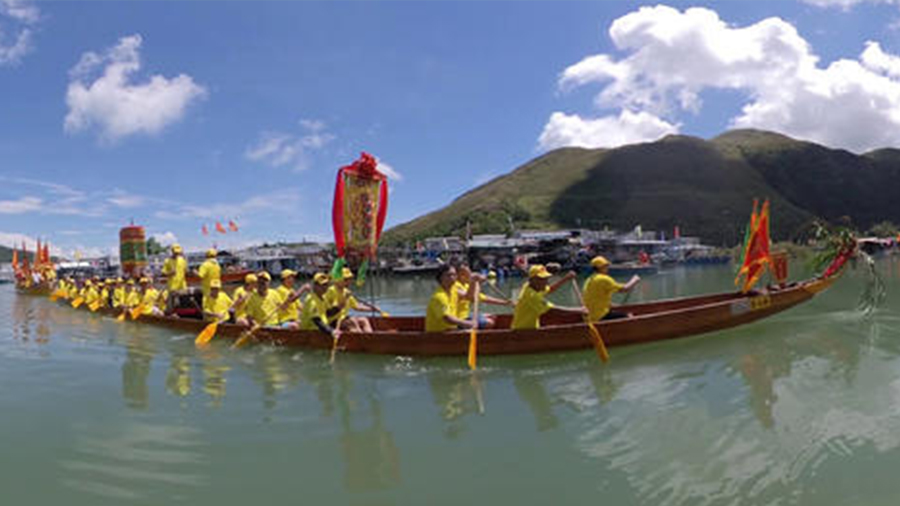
206,249 -> 217,260
139,277 -> 150,291
210,279 -> 222,298
171,244 -> 183,257
590,255 -> 610,274
280,269 -> 296,288
116,277 -> 124,287
457,264 -> 472,283
313,272 -> 331,295
127,279 -> 135,290
528,265 -> 552,290
244,273 -> 257,289
436,265 -> 457,290
256,271 -> 271,294
338,267 -> 354,288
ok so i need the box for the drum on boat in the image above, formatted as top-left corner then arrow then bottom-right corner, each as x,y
119,225 -> 148,278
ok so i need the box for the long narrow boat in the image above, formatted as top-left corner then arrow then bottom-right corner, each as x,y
51,273 -> 840,356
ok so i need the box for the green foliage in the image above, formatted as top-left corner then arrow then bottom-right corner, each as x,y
867,220 -> 898,238
146,237 -> 164,256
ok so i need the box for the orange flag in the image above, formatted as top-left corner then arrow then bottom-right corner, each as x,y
11,248 -> 18,272
215,222 -> 227,234
202,224 -> 209,236
228,220 -> 239,232
737,199 -> 771,293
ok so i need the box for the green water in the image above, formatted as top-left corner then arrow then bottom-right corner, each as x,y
3,261 -> 900,505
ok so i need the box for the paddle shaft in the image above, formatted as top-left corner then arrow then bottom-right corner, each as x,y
571,279 -> 610,363
467,281 -> 481,370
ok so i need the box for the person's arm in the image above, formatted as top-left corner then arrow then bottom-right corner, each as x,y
620,275 -> 641,292
443,313 -> 474,328
548,271 -> 577,294
480,294 -> 513,307
312,316 -> 337,336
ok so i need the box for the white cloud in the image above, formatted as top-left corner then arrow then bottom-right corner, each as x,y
106,190 -> 145,208
0,196 -> 41,214
377,160 -> 403,181
151,231 -> 178,245
65,34 -> 207,142
538,110 -> 678,150
245,119 -> 335,172
155,188 -> 302,221
542,5 -> 900,153
0,0 -> 38,66
0,230 -> 35,249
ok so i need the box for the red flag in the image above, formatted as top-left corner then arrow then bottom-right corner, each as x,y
11,248 -> 18,272
215,222 -> 227,234
43,243 -> 50,264
228,220 -> 239,232
35,239 -> 41,268
737,200 -> 771,292
202,224 -> 209,236
21,241 -> 30,275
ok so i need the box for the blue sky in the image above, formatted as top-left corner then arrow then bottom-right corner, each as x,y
2,0 -> 900,257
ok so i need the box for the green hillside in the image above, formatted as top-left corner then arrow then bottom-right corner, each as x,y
386,129 -> 900,246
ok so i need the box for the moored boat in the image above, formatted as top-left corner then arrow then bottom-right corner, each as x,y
56,273 -> 839,357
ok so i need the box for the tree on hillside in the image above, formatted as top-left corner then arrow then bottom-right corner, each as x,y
868,221 -> 899,238
146,237 -> 164,256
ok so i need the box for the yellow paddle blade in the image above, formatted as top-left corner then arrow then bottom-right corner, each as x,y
232,332 -> 252,349
130,305 -> 144,320
467,328 -> 478,370
88,300 -> 101,312
71,297 -> 84,309
195,322 -> 218,346
116,312 -> 126,322
380,311 -> 391,318
586,322 -> 610,363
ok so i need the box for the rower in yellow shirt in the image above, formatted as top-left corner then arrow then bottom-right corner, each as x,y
125,279 -> 141,309
275,269 -> 302,329
112,278 -> 126,308
202,279 -> 233,323
245,272 -> 284,328
453,265 -> 511,329
196,249 -> 221,299
511,265 -> 585,329
83,280 -> 99,305
232,273 -> 256,326
583,256 -> 640,321
300,273 -> 340,339
139,277 -> 164,316
425,265 -> 476,332
324,268 -> 382,333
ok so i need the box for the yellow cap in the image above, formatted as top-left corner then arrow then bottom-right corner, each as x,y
528,265 -> 552,279
85,280 -> 93,286
116,277 -> 124,283
210,279 -> 222,289
341,267 -> 354,279
172,244 -> 183,253
206,249 -> 217,258
245,273 -> 258,284
313,272 -> 331,285
140,277 -> 150,284
280,269 -> 297,279
590,256 -> 610,268
127,279 -> 135,285
488,270 -> 497,279
257,271 -> 271,282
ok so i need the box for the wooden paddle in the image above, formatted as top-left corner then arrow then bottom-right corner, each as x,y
571,279 -> 610,363
232,305 -> 281,349
467,281 -> 481,370
88,300 -> 102,312
195,293 -> 250,347
71,297 -> 85,309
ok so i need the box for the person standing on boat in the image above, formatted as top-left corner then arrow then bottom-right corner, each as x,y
246,271 -> 284,328
325,268 -> 381,333
584,256 -> 640,321
454,265 -> 511,329
426,265 -> 477,332
196,249 -> 221,300
203,279 -> 233,323
511,265 -> 586,330
232,273 -> 256,326
162,244 -> 188,310
300,273 -> 340,338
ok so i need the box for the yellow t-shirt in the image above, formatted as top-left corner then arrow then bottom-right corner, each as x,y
299,292 -> 330,330
584,273 -> 624,321
100,288 -> 110,305
84,287 -> 99,304
247,290 -> 284,327
453,281 -> 488,320
232,286 -> 251,319
68,284 -> 79,299
113,287 -> 126,308
126,290 -> 141,308
203,291 -> 233,322
276,285 -> 301,323
198,259 -> 221,298
425,287 -> 458,332
324,285 -> 359,324
141,288 -> 160,315
162,256 -> 188,291
511,285 -> 554,329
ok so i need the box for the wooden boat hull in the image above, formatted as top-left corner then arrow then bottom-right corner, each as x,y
62,275 -> 839,357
